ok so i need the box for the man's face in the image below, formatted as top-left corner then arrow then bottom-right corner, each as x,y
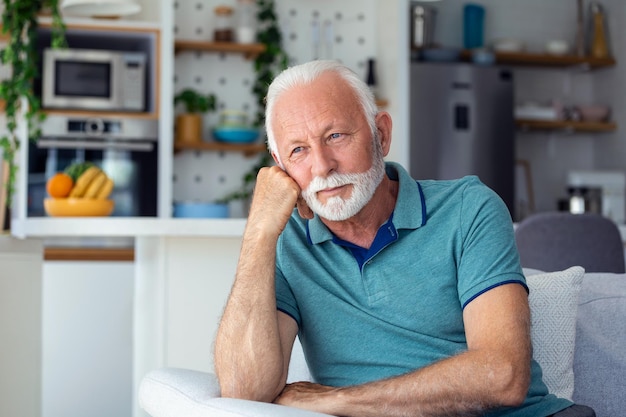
271,73 -> 385,221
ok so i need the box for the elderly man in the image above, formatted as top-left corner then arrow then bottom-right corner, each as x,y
214,60 -> 590,417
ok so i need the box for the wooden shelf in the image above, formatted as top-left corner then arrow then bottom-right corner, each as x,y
516,119 -> 617,133
375,99 -> 389,108
460,50 -> 616,69
174,141 -> 267,157
174,40 -> 266,60
44,246 -> 134,262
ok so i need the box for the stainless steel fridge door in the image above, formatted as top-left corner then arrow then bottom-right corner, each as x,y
409,63 -> 515,214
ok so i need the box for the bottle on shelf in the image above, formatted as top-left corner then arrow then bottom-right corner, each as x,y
589,1 -> 610,59
214,5 -> 234,42
365,58 -> 378,99
235,0 -> 256,44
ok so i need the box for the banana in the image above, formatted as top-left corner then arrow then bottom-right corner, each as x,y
69,166 -> 102,198
95,178 -> 115,200
83,172 -> 108,199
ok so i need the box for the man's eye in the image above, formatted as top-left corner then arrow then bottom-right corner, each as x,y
291,146 -> 304,155
329,133 -> 342,140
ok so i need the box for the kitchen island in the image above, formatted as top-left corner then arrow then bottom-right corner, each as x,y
12,217 -> 247,417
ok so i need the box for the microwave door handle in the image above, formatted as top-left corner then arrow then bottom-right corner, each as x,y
37,139 -> 154,152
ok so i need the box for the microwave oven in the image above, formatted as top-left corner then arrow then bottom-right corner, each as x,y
42,48 -> 147,112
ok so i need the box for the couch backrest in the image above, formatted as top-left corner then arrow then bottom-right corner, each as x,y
573,273 -> 626,417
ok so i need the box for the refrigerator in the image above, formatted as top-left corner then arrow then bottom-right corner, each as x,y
409,62 -> 515,215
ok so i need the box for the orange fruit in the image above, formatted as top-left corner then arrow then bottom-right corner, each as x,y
46,172 -> 74,198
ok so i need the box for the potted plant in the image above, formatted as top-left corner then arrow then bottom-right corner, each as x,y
0,0 -> 66,214
173,88 -> 217,144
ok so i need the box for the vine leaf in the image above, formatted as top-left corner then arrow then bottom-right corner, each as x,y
0,0 -> 66,209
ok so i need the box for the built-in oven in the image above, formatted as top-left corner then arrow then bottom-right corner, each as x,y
28,115 -> 158,217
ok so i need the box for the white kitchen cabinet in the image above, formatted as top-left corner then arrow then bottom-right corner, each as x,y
42,260 -> 134,417
0,237 -> 43,417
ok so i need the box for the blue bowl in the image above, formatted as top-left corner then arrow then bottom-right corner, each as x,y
173,202 -> 229,218
213,126 -> 259,144
421,48 -> 461,62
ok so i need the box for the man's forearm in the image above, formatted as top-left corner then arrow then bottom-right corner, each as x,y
214,228 -> 287,402
277,348 -> 528,417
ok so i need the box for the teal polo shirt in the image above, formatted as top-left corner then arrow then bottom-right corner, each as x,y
275,162 -> 572,417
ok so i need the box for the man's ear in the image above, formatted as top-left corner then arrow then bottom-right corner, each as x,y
375,111 -> 393,156
271,151 -> 283,169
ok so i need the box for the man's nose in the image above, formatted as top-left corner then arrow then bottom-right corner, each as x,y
310,144 -> 336,178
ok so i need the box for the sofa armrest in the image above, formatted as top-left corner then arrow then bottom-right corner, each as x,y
139,367 -> 334,417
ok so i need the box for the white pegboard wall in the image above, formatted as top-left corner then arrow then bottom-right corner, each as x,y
172,0 -> 378,216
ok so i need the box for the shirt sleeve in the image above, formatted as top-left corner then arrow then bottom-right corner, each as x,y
275,238 -> 302,327
456,177 -> 527,308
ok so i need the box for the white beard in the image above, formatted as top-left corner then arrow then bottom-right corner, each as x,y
301,142 -> 386,221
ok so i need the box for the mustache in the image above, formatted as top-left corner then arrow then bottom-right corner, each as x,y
305,172 -> 362,194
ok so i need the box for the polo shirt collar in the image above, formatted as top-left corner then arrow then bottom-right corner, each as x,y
306,162 -> 426,244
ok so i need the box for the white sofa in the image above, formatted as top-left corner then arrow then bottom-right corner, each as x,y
139,268 -> 626,417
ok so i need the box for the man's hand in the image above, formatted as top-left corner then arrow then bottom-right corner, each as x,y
248,166 -> 313,236
274,381 -> 339,415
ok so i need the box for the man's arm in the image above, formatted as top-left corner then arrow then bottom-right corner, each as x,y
214,166 -> 303,402
275,283 -> 532,417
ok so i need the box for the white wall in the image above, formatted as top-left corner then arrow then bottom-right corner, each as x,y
0,237 -> 43,417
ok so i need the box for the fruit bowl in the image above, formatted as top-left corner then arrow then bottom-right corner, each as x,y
44,198 -> 115,217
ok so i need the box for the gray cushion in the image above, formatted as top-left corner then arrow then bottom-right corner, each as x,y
572,273 -> 626,417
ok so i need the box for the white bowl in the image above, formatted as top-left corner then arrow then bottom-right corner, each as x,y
545,40 -> 570,56
492,39 -> 526,53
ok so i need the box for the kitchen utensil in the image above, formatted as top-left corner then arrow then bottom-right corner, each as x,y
463,3 -> 485,49
590,1 -> 610,59
235,0 -> 256,44
567,186 -> 603,215
421,47 -> 460,62
576,0 -> 585,56
576,104 -> 610,122
492,39 -> 526,53
44,198 -> 115,217
568,170 -> 626,223
472,48 -> 495,65
173,202 -> 229,218
214,5 -> 234,42
545,40 -> 570,55
411,4 -> 437,49
213,126 -> 259,143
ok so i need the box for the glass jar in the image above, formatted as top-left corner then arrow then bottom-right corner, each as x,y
236,0 -> 256,43
214,5 -> 234,42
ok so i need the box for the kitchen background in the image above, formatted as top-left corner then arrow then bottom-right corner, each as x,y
13,1 -> 626,417
172,0 -> 626,222
173,0 -> 379,217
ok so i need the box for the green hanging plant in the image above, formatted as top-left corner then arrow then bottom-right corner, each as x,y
252,0 -> 288,128
0,0 -> 66,209
217,0 -> 287,206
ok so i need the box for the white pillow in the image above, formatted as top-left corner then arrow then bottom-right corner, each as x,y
523,266 -> 585,401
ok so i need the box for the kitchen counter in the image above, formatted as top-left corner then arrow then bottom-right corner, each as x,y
12,217 -> 626,242
10,217 -> 247,238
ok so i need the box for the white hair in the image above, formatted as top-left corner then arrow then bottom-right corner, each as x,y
264,60 -> 379,165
